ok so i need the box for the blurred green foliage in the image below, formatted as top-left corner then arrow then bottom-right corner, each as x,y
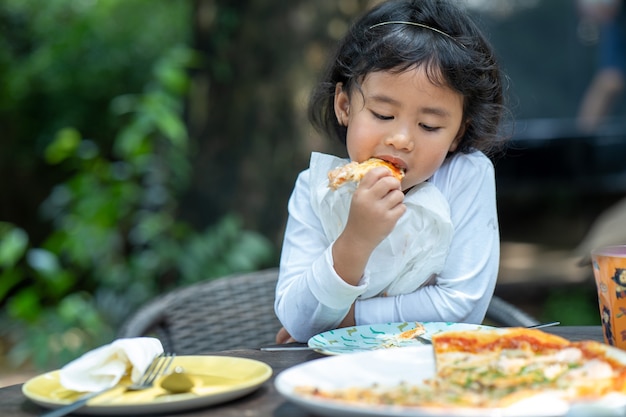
541,287 -> 601,326
0,0 -> 192,164
0,0 -> 273,370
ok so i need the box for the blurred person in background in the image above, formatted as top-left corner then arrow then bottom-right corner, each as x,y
577,0 -> 625,132
574,0 -> 626,267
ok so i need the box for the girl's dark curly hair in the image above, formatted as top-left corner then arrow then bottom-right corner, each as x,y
308,0 -> 508,156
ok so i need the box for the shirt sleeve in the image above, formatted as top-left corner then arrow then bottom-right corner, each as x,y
274,169 -> 369,342
354,152 -> 499,325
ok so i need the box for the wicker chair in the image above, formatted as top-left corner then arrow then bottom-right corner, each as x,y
117,269 -> 283,354
484,294 -> 539,327
117,268 -> 539,354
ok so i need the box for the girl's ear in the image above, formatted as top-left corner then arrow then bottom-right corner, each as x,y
334,83 -> 350,126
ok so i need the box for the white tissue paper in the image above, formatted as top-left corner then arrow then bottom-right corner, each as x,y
59,337 -> 164,392
309,152 -> 454,297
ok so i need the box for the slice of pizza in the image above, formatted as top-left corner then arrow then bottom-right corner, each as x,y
430,328 -> 626,406
328,158 -> 405,190
379,323 -> 427,348
396,323 -> 427,341
431,327 -> 572,380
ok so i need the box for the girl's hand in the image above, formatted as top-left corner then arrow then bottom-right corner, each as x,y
275,305 -> 355,344
338,303 -> 356,328
349,167 -> 406,242
275,326 -> 296,344
332,167 -> 406,285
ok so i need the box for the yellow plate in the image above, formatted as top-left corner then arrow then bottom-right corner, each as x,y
22,355 -> 272,415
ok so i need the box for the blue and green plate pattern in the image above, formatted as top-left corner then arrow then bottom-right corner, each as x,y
307,322 -> 494,355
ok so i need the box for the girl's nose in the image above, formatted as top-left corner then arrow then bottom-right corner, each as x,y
384,133 -> 414,152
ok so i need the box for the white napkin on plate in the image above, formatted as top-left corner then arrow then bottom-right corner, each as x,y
59,337 -> 164,392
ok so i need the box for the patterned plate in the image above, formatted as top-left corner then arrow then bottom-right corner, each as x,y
307,322 -> 494,355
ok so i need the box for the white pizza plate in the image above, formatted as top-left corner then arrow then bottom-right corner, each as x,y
275,344 -> 626,417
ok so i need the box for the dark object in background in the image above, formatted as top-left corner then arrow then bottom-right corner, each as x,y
497,118 -> 626,195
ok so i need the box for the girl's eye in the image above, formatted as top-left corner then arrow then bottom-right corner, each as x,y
372,111 -> 393,121
420,123 -> 440,132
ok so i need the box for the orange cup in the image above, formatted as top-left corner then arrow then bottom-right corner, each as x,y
592,245 -> 626,348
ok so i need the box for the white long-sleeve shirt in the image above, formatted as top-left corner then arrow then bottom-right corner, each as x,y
274,151 -> 499,342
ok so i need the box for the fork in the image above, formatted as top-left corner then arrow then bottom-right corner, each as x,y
40,352 -> 175,417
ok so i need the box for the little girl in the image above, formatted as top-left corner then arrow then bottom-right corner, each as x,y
275,0 -> 507,343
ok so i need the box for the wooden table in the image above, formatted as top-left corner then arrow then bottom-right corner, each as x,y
0,326 -> 604,416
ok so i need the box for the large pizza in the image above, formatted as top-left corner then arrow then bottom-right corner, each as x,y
296,327 -> 626,408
